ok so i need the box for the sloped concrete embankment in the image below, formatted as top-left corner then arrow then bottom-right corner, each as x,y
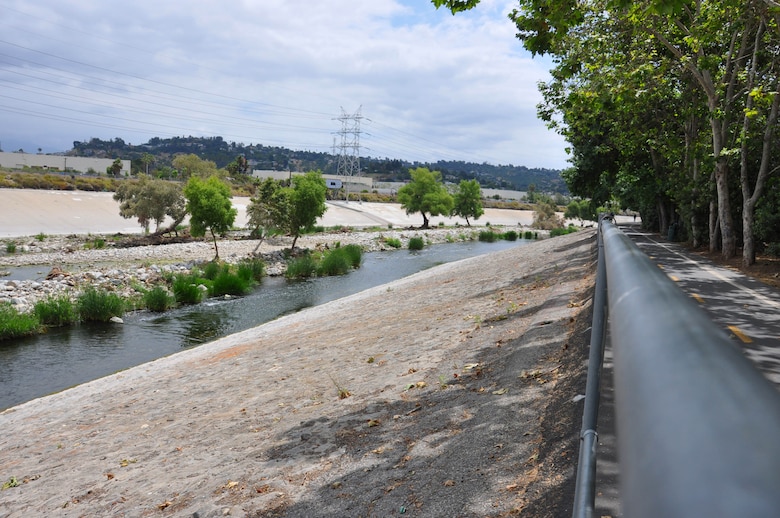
0,230 -> 596,517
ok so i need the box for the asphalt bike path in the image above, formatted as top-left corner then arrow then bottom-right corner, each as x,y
595,224 -> 780,518
622,225 -> 780,386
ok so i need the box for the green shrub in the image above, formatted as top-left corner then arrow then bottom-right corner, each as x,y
502,230 -> 518,241
5,242 -> 16,254
340,244 -> 362,268
524,231 -> 534,240
286,254 -> 317,279
35,232 -> 47,242
478,230 -> 499,242
318,248 -> 352,276
144,285 -> 175,312
766,243 -> 780,257
211,271 -> 252,297
0,302 -> 42,340
84,237 -> 106,250
383,237 -> 402,248
33,295 -> 78,327
202,261 -> 224,280
550,226 -> 579,237
172,274 -> 204,305
408,236 -> 424,250
236,258 -> 266,283
77,287 -> 125,322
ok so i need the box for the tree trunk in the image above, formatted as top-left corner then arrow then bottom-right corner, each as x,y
709,199 -> 720,254
421,213 -> 430,229
713,158 -> 736,258
210,228 -> 219,260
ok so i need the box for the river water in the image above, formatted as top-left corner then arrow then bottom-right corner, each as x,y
0,239 -> 524,410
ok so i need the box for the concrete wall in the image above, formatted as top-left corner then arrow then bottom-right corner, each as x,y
0,152 -> 131,176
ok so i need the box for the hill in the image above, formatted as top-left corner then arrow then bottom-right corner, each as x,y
69,136 -> 567,194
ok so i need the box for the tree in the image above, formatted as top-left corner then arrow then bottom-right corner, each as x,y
452,179 -> 484,226
113,175 -> 186,233
140,153 -> 155,175
173,154 -> 220,179
246,177 -> 289,250
397,167 -> 454,229
285,171 -> 327,250
532,198 -> 564,230
183,175 -> 237,260
107,158 -> 123,177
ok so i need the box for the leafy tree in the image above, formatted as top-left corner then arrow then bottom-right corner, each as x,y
452,179 -> 484,226
113,175 -> 186,233
173,154 -> 220,179
107,158 -> 123,177
140,153 -> 155,175
183,175 -> 237,260
397,167 -> 454,229
285,171 -> 327,250
532,198 -> 564,230
226,155 -> 249,175
246,177 -> 289,248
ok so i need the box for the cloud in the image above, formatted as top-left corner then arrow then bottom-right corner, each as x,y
0,0 -> 569,168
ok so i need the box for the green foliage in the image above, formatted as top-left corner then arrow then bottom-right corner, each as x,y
35,232 -> 46,242
452,179 -> 484,226
502,230 -> 519,241
5,241 -> 16,254
766,243 -> 780,258
550,226 -> 579,237
408,236 -> 425,250
113,175 -> 186,233
397,167 -> 454,229
382,236 -> 402,248
172,154 -> 220,179
202,261 -> 224,280
0,302 -> 42,340
143,286 -> 175,312
236,258 -> 266,283
77,287 -> 125,322
83,237 -> 106,249
287,171 -> 328,249
317,245 -> 362,276
211,270 -> 253,297
172,274 -> 204,305
478,230 -> 499,242
285,254 -> 318,279
33,295 -> 78,327
184,175 -> 237,260
524,231 -> 535,240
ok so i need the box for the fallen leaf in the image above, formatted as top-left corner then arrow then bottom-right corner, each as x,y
157,501 -> 172,510
366,419 -> 381,427
415,381 -> 427,389
463,363 -> 480,371
492,388 -> 509,395
443,480 -> 455,487
256,484 -> 271,494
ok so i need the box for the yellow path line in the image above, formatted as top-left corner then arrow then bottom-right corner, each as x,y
728,325 -> 753,344
691,293 -> 704,304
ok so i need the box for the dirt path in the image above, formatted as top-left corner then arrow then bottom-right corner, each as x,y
0,230 -> 596,517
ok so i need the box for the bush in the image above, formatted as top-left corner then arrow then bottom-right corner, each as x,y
211,270 -> 253,297
317,248 -> 353,276
172,274 -> 204,305
550,226 -> 579,237
767,243 -> 780,257
77,287 -> 125,322
286,254 -> 317,279
34,295 -> 78,327
144,285 -> 176,312
6,242 -> 16,254
0,302 -> 41,340
478,230 -> 499,242
202,261 -> 224,280
502,230 -> 518,241
340,244 -> 362,268
382,236 -> 402,248
524,231 -> 535,240
408,236 -> 425,250
236,258 -> 265,283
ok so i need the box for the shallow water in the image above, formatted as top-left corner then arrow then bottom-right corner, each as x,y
0,240 -> 525,411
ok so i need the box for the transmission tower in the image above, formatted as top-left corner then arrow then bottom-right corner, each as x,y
334,106 -> 362,201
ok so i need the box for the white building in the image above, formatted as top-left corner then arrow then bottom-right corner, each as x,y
251,169 -> 374,190
0,152 -> 131,175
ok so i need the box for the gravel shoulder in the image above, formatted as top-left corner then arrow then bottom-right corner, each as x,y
0,229 -> 596,517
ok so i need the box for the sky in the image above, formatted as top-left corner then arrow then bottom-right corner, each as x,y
0,0 -> 569,169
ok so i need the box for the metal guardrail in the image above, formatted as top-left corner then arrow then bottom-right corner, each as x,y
573,219 -> 780,518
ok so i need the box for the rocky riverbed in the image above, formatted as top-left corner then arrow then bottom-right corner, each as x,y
0,226 -> 532,313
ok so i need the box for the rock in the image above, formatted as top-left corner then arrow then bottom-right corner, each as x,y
109,316 -> 124,324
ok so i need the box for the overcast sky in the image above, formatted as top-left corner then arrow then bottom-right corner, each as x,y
0,0 -> 569,169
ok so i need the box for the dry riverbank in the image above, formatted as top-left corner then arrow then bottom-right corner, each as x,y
0,229 -> 596,517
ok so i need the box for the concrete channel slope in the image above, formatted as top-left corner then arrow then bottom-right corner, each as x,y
0,230 -> 597,517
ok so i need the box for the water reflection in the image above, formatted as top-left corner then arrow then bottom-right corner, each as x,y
0,239 -> 524,410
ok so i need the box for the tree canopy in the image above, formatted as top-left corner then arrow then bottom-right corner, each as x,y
113,175 -> 186,233
397,167 -> 454,229
183,175 -> 237,260
452,179 -> 484,226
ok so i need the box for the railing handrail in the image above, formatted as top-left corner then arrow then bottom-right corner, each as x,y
601,221 -> 780,517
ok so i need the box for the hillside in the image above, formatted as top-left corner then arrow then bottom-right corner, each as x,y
69,136 -> 567,194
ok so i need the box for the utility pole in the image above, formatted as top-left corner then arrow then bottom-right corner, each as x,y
334,106 -> 362,202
